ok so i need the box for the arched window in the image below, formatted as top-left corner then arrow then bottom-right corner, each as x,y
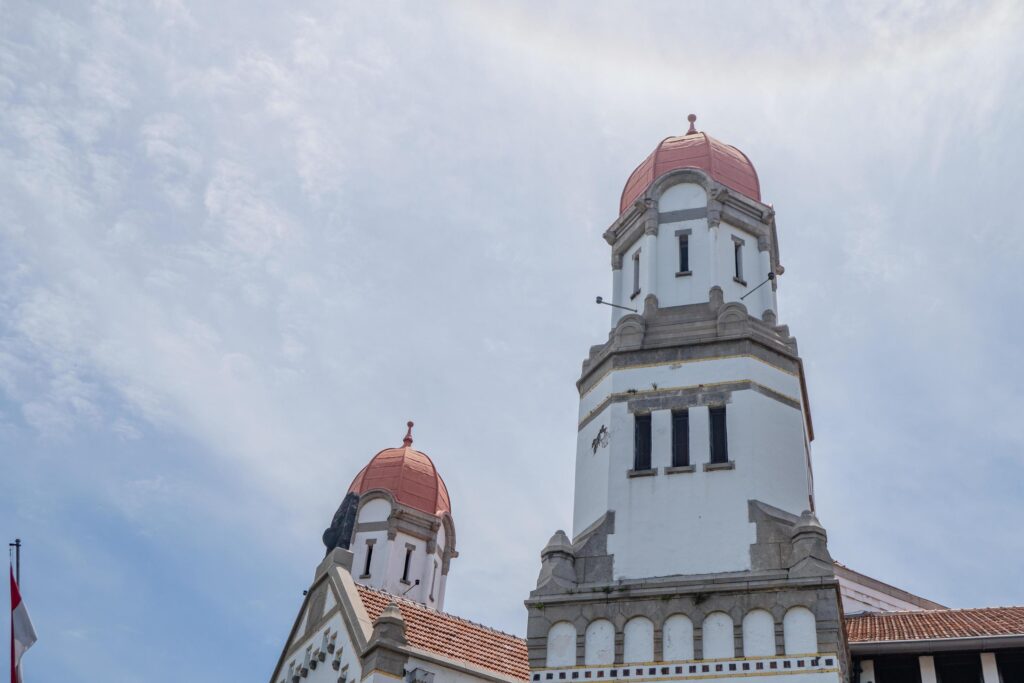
741,610 -> 775,657
701,612 -> 735,660
783,607 -> 818,655
546,622 -> 577,668
662,615 -> 694,661
584,619 -> 615,666
623,617 -> 654,664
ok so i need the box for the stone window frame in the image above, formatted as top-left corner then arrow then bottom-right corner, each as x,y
732,235 -> 747,286
675,228 -> 692,277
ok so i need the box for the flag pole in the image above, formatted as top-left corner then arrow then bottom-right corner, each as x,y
8,539 -> 20,585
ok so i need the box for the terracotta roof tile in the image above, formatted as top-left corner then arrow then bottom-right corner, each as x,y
846,607 -> 1024,643
356,585 -> 529,681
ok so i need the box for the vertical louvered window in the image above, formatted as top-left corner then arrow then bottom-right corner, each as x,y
631,249 -> 642,298
401,545 -> 414,583
709,406 -> 729,464
362,541 -> 374,577
633,414 -> 652,471
672,410 -> 690,467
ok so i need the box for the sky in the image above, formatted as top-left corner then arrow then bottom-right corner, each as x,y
2,1 -> 1023,681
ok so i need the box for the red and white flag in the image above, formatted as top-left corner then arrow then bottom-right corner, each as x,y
10,567 -> 36,683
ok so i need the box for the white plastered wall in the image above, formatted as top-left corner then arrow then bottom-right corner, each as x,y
663,615 -> 694,661
585,619 -> 615,666
574,357 -> 812,578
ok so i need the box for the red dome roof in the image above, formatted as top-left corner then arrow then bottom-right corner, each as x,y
619,116 -> 761,215
348,422 -> 451,518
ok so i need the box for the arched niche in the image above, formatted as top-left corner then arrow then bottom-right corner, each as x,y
701,612 -> 735,660
623,616 -> 654,664
741,609 -> 776,657
584,619 -> 615,666
546,622 -> 577,667
662,614 -> 694,662
783,607 -> 818,655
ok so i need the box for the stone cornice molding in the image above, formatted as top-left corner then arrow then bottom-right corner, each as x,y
602,168 -> 782,275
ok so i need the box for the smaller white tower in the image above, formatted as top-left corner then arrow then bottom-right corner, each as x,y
322,422 -> 457,610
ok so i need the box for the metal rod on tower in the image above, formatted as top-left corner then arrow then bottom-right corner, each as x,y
595,296 -> 637,313
739,272 -> 775,301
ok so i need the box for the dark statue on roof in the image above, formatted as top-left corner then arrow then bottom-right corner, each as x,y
322,491 -> 360,555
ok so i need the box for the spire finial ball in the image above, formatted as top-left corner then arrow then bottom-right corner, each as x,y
686,114 -> 698,135
403,421 -> 414,446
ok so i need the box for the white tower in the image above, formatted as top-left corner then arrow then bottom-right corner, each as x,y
526,117 -> 847,682
322,422 -> 457,610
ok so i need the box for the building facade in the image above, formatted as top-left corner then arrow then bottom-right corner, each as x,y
268,119 -> 1024,683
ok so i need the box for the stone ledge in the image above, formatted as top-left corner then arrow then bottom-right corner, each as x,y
664,465 -> 696,475
703,461 -> 736,472
627,468 -> 657,478
675,271 -> 692,278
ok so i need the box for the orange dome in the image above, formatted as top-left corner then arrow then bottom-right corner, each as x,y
619,115 -> 761,215
348,422 -> 451,518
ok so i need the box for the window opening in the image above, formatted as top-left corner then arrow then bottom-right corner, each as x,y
678,234 -> 689,273
633,414 -> 652,471
631,249 -> 642,298
362,541 -> 374,577
672,410 -> 689,467
402,545 -> 414,583
709,406 -> 728,463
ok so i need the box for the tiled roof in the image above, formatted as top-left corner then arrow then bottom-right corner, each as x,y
846,607 -> 1024,643
356,584 -> 529,681
619,131 -> 761,214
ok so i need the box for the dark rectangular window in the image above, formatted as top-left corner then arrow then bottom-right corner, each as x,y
672,410 -> 689,467
733,241 -> 743,281
678,235 -> 689,272
633,414 -> 652,471
709,406 -> 728,464
870,655 -> 921,683
362,542 -> 374,577
997,651 -> 1024,683
934,653 -> 982,683
401,546 -> 414,582
631,250 -> 642,298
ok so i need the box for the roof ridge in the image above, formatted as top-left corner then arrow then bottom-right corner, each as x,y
847,605 -> 1024,618
357,584 -> 526,641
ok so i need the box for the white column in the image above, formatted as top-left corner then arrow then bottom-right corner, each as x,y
651,409 -> 672,470
919,655 -> 938,683
980,652 -> 1000,683
859,660 -> 876,683
689,406 -> 710,465
611,266 -> 624,326
708,223 -> 719,293
758,249 -> 774,319
643,232 -> 658,301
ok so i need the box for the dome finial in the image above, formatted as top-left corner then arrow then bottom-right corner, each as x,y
403,420 -> 414,447
686,113 -> 698,135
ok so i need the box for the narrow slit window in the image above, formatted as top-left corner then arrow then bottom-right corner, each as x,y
709,406 -> 729,464
430,560 -> 438,600
672,410 -> 690,467
401,545 -> 414,583
678,234 -> 689,273
362,541 -> 374,577
633,413 -> 652,471
733,239 -> 744,283
631,249 -> 642,298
